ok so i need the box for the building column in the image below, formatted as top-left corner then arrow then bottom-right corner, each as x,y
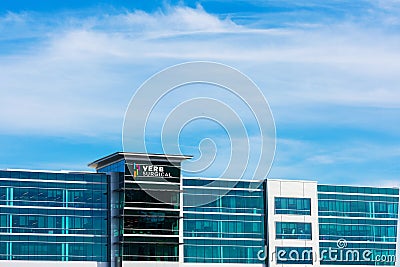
179,175 -> 184,263
7,187 -> 13,259
6,187 -> 13,206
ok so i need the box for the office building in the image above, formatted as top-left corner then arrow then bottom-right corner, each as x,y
0,152 -> 399,267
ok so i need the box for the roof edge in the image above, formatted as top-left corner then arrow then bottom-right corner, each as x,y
88,152 -> 193,169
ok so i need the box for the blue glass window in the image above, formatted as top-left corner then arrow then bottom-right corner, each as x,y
276,222 -> 312,240
183,179 -> 265,263
97,160 -> 125,173
318,185 -> 399,266
275,197 -> 311,215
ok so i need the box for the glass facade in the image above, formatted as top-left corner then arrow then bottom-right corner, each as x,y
98,160 -> 125,173
318,185 -> 399,195
0,170 -> 108,262
183,178 -> 265,263
276,222 -> 312,240
319,218 -> 397,242
318,185 -> 399,266
275,197 -> 311,215
318,194 -> 398,218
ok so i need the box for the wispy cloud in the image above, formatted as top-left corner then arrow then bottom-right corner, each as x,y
269,137 -> 400,184
1,5 -> 399,134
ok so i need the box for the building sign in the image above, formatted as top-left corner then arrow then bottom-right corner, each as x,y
130,163 -> 180,178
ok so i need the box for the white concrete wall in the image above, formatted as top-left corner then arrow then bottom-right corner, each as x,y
0,261 -> 108,267
267,179 -> 320,267
179,173 -> 184,263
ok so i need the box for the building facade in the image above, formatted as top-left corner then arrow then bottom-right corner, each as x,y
183,177 -> 265,264
266,179 -> 320,267
318,184 -> 399,265
0,152 -> 399,267
0,169 -> 108,267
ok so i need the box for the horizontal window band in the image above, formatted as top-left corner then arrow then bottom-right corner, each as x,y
184,216 -> 264,219
184,212 -> 263,216
184,246 -> 262,249
319,238 -> 396,242
320,211 -> 398,218
124,227 -> 179,231
184,207 -> 263,210
0,233 -> 107,237
0,213 -> 106,219
122,215 -> 180,218
122,255 -> 178,258
123,234 -> 179,238
184,258 -> 261,260
184,210 -> 263,214
319,243 -> 397,248
122,189 -> 181,193
183,194 -> 263,198
118,241 -> 179,245
0,255 -> 105,258
125,180 -> 180,185
124,207 -> 179,211
0,205 -> 108,211
319,223 -> 398,226
184,233 -> 263,235
0,178 -> 106,185
0,185 -> 106,189
184,237 -> 264,241
317,191 -> 399,196
0,243 -> 108,246
318,215 -> 398,220
275,208 -> 311,211
183,219 -> 263,223
0,227 -> 106,230
318,198 -> 399,203
183,187 -> 263,192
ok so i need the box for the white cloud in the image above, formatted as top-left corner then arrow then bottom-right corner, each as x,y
268,136 -> 400,183
115,5 -> 238,34
0,5 -> 399,138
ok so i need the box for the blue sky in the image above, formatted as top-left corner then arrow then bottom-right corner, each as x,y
0,1 -> 399,186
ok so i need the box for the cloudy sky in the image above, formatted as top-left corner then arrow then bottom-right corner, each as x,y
0,0 -> 399,186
